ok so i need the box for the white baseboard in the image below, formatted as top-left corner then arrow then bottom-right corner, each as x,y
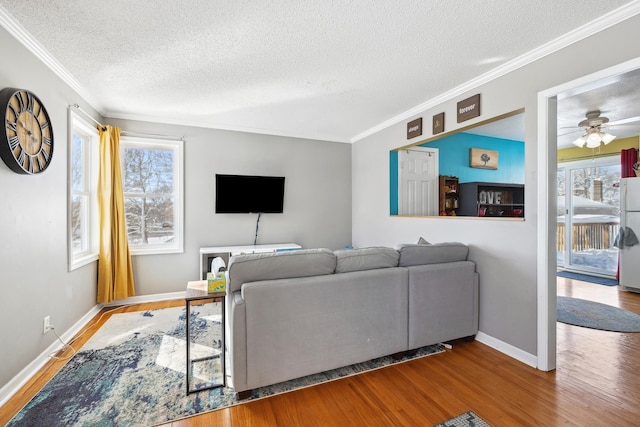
475,331 -> 538,368
0,291 -> 186,408
103,291 -> 186,307
0,304 -> 102,408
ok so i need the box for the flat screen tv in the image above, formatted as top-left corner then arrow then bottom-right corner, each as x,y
215,174 -> 285,213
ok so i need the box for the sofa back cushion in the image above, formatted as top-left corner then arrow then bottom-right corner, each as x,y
397,242 -> 469,266
334,247 -> 400,273
228,248 -> 336,292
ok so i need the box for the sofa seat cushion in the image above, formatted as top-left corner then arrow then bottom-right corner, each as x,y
334,247 -> 400,273
397,242 -> 469,267
227,248 -> 336,292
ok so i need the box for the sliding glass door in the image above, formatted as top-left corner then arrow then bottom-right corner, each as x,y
557,157 -> 620,277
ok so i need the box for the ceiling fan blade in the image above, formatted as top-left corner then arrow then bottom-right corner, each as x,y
558,129 -> 582,136
607,124 -> 640,129
608,115 -> 640,126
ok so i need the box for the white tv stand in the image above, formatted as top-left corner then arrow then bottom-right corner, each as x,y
199,243 -> 302,279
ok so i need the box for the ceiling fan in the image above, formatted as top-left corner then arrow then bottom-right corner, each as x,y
560,110 -> 640,148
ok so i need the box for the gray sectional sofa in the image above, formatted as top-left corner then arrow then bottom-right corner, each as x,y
226,242 -> 479,399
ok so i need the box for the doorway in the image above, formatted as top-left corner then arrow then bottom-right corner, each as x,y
537,57 -> 640,372
557,158 -> 621,278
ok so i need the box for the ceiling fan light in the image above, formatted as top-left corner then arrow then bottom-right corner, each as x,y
585,139 -> 601,148
585,131 -> 602,148
570,111 -> 621,149
600,132 -> 616,144
572,135 -> 587,148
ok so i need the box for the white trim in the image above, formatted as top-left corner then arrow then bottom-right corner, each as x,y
537,56 -> 640,373
102,291 -> 186,307
0,5 -> 103,111
351,1 -> 640,143
536,95 -> 555,371
3,2 -> 640,144
0,291 -> 187,406
0,304 -> 102,407
68,111 -> 100,271
120,136 -> 185,256
475,331 -> 537,368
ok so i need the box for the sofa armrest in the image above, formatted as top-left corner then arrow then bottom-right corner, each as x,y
407,261 -> 478,349
229,290 -> 248,391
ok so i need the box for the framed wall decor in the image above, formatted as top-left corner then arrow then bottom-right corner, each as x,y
433,112 -> 444,134
470,148 -> 498,169
457,94 -> 481,123
407,117 -> 422,139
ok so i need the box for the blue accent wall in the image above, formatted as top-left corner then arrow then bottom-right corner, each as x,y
389,150 -> 398,215
421,133 -> 524,183
389,133 -> 524,214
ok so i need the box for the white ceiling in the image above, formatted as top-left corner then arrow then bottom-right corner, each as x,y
1,1 -> 640,143
556,67 -> 640,147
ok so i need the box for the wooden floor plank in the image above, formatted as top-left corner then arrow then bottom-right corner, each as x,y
2,278 -> 640,426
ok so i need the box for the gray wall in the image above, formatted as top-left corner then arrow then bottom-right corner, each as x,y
0,25 -> 351,392
3,4 -> 640,398
109,118 -> 352,296
352,15 -> 640,360
0,26 -> 99,393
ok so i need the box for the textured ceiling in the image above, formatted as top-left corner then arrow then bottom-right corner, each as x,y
0,0 -> 639,143
557,67 -> 640,147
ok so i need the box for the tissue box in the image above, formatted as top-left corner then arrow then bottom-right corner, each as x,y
207,272 -> 226,293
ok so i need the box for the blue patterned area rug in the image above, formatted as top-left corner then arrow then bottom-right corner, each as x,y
434,411 -> 491,426
8,306 -> 443,426
557,296 -> 640,332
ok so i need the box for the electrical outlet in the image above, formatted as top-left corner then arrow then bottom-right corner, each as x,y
43,315 -> 51,334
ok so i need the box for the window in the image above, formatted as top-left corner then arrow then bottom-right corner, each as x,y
120,137 -> 184,255
68,112 -> 99,270
557,157 -> 620,277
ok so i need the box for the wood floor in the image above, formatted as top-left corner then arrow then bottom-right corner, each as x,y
2,279 -> 640,426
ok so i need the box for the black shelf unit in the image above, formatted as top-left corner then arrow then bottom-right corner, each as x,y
458,182 -> 524,217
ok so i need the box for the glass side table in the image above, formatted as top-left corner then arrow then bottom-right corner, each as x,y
185,280 -> 226,394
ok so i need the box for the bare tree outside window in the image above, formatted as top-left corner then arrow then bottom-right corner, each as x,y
120,137 -> 183,255
571,166 -> 620,212
122,147 -> 174,245
70,134 -> 84,252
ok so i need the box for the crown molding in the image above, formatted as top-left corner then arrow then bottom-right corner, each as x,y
0,4 -> 104,112
351,0 -> 640,143
0,4 -> 348,144
3,1 -> 640,145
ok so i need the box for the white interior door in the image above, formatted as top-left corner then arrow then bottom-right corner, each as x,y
398,147 -> 439,216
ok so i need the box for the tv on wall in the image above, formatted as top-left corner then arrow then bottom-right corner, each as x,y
215,174 -> 285,214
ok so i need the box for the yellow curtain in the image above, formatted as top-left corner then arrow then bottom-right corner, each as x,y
97,125 -> 135,303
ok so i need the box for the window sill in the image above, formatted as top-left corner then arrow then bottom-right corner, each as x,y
69,253 -> 99,271
130,246 -> 184,256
